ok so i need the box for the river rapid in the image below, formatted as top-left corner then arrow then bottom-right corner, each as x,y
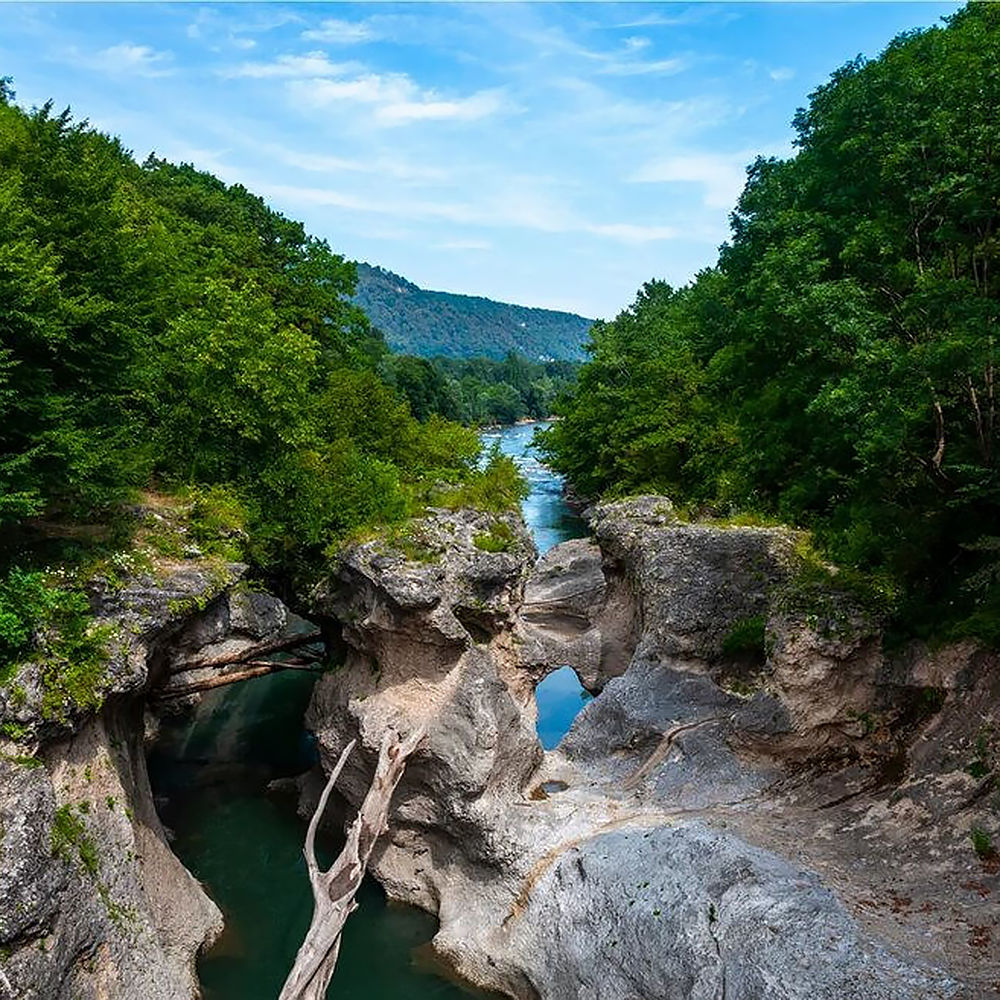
148,421 -> 588,999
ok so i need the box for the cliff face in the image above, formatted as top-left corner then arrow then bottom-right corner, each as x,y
0,558 -> 303,1000
305,498 -> 998,1000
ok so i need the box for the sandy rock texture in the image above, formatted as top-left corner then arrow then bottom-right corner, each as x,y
305,498 -> 996,1000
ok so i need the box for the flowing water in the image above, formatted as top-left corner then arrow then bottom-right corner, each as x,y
148,420 -> 589,998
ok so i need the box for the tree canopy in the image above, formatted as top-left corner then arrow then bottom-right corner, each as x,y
541,4 -> 1000,642
0,81 -> 519,587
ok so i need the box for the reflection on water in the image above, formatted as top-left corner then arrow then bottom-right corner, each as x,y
481,421 -> 587,554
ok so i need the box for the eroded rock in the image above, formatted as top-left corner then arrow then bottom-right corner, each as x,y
304,498 -> 988,1000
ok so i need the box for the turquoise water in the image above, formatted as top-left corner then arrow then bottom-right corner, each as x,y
535,666 -> 593,750
148,672 -> 477,1000
481,421 -> 587,555
148,421 -> 589,998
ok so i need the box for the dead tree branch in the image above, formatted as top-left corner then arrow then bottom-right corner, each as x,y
278,727 -> 424,1000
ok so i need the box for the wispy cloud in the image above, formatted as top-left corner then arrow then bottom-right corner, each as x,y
302,18 -> 375,45
615,6 -> 739,29
630,147 -> 794,209
287,72 -> 508,126
71,42 -> 175,78
252,179 -> 677,246
222,51 -> 358,79
598,55 -> 689,77
769,67 -> 795,82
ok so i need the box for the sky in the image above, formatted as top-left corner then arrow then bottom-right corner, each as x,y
0,1 -> 960,319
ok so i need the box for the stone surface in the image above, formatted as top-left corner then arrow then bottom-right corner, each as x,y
303,498 -> 992,1000
0,558 -> 303,1000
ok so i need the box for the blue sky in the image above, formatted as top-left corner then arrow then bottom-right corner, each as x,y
1,2 -> 959,318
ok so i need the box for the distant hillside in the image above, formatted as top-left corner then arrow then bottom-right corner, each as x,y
354,263 -> 592,361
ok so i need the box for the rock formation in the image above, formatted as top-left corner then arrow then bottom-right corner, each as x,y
0,553 -> 310,1000
304,497 -> 998,1000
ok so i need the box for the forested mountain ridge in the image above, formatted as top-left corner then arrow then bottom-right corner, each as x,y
354,263 -> 592,361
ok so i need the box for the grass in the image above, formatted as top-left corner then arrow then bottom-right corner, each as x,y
473,520 -> 517,554
0,568 -> 112,724
50,804 -> 99,878
720,615 -> 766,659
970,826 -> 995,861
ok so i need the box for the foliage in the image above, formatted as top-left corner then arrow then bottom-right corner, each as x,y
0,568 -> 110,720
354,263 -> 592,361
720,616 -> 766,659
0,89 -> 516,588
541,4 -> 1000,643
969,826 -> 995,861
50,803 -> 99,877
376,351 -> 579,427
435,444 -> 530,514
473,520 -> 517,553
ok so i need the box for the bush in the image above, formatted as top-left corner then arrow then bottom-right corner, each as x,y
0,567 -> 111,719
474,521 -> 517,553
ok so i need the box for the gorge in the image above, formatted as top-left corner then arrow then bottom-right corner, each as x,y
3,424 -> 996,1000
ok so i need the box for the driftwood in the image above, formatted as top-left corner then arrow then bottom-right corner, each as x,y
173,630 -> 323,673
156,659 -> 323,698
278,727 -> 424,1000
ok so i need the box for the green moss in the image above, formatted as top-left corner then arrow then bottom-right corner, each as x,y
775,535 -> 895,638
0,752 -> 43,768
50,804 -> 99,878
720,615 -> 766,659
970,826 -> 995,860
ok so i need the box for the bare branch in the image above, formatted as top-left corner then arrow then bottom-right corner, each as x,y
279,727 -> 424,1000
304,739 -> 356,876
173,630 -> 323,673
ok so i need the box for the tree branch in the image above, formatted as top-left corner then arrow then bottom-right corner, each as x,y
279,727 -> 424,1000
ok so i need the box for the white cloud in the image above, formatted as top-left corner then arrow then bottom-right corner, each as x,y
252,179 -> 677,246
77,43 -> 174,78
630,151 -> 752,209
269,146 -> 449,182
222,51 -> 358,79
769,66 -> 795,81
302,18 -> 374,45
379,90 -> 506,125
287,72 -> 507,126
624,36 -> 651,52
584,222 -> 677,243
616,7 -> 739,29
598,56 -> 689,77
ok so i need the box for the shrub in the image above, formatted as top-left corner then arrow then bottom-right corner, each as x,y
720,615 -> 766,659
474,521 -> 517,553
970,827 -> 995,861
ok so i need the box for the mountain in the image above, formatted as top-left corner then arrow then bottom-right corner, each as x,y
353,263 -> 593,361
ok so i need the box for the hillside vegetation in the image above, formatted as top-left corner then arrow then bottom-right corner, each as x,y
354,263 -> 592,361
381,353 -> 578,425
0,76 -> 529,682
541,4 -> 1000,643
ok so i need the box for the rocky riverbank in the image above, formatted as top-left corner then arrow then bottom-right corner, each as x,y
302,496 -> 998,1000
2,496 -> 997,999
0,541 -> 314,999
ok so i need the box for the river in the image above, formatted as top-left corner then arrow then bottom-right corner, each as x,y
148,421 -> 589,998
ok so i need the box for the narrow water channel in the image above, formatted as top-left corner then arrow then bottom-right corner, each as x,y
148,421 -> 589,998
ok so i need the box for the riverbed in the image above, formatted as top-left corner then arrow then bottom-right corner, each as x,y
148,421 -> 589,998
